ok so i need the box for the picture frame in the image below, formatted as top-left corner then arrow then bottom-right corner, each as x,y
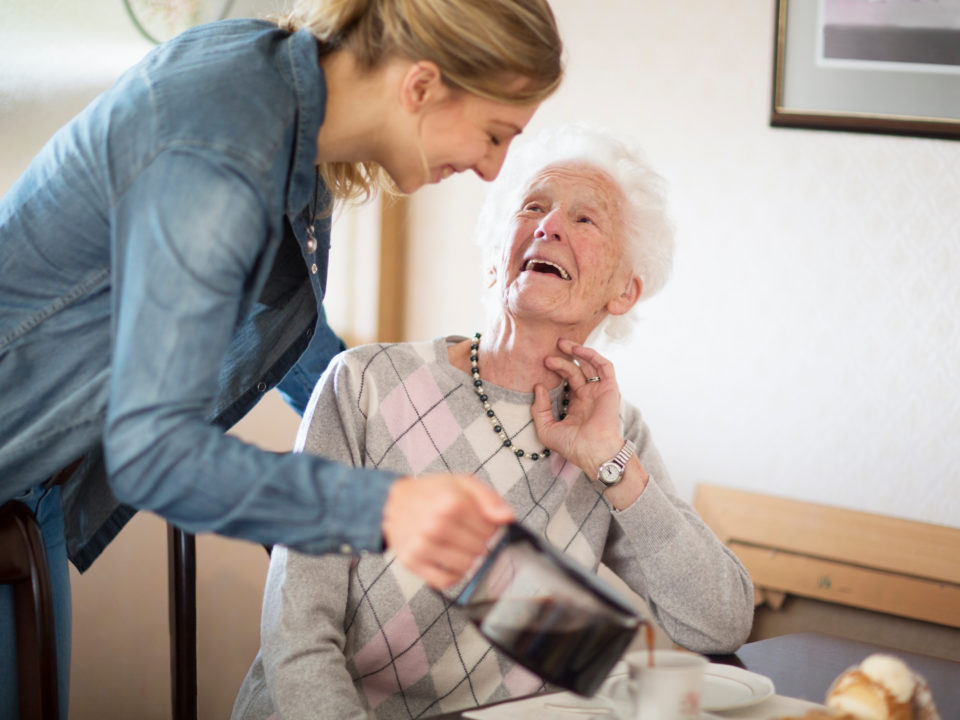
123,0 -> 237,44
771,0 -> 960,141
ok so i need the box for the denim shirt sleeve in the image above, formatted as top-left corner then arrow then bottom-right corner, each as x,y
104,149 -> 392,554
276,304 -> 346,415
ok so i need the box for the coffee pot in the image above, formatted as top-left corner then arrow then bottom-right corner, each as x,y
454,522 -> 643,696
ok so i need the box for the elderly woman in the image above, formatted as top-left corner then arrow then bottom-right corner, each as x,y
232,125 -> 754,720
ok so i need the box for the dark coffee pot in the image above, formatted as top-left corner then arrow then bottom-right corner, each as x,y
454,522 -> 643,696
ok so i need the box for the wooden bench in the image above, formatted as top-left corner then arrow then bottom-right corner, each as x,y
693,485 -> 960,629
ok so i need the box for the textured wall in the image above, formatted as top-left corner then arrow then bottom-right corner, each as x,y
406,0 -> 960,528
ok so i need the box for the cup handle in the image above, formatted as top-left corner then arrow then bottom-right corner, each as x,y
598,676 -> 636,718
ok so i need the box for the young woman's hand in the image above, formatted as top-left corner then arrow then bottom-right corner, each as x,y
382,473 -> 514,589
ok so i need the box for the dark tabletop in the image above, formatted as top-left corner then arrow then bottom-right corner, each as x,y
431,632 -> 959,719
720,632 -> 958,720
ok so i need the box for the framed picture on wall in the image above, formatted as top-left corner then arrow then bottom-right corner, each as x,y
771,0 -> 960,140
123,0 -> 237,44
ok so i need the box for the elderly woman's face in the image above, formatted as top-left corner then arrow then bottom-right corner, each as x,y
496,162 -> 638,332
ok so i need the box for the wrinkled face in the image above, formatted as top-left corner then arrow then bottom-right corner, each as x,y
495,162 -> 637,333
390,91 -> 539,194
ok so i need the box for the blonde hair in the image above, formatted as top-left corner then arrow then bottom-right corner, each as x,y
278,0 -> 563,203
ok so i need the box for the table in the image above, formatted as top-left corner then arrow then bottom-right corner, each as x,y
431,632 -> 959,719
729,631 -> 958,719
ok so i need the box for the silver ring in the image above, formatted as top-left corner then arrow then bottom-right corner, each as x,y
585,376 -> 601,383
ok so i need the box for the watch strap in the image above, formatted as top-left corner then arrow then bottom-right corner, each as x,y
611,439 -> 636,468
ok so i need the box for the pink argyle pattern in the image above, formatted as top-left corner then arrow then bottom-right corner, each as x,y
379,365 -> 461,474
331,340 -> 615,719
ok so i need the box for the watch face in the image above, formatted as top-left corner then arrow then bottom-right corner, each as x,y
599,463 -> 620,485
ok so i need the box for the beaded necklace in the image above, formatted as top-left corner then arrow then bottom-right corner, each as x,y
469,332 -> 568,461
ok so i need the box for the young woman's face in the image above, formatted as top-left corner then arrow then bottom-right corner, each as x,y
495,162 -> 639,335
389,90 -> 539,194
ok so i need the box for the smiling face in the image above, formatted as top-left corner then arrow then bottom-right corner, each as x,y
380,63 -> 540,194
493,162 -> 641,337
399,91 -> 538,193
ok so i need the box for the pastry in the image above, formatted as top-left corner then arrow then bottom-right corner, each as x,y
826,654 -> 940,720
774,653 -> 941,720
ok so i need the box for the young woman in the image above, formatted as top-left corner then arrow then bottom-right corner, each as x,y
0,0 -> 562,715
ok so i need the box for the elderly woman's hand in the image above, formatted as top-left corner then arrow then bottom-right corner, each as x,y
532,339 -> 637,486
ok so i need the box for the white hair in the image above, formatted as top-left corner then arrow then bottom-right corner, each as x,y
475,124 -> 675,342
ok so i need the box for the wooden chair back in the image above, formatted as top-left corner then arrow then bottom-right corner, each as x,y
694,484 -> 960,628
0,500 -> 60,720
168,523 -> 198,720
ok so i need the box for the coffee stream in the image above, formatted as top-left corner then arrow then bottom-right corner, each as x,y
643,622 -> 654,667
465,597 -> 651,696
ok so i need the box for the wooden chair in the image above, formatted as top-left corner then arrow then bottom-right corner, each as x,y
0,500 -> 60,720
168,523 -> 198,720
694,484 -> 960,628
165,526 -> 270,720
0,498 -> 199,720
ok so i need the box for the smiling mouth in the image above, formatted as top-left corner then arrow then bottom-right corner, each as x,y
523,259 -> 570,280
434,165 -> 455,183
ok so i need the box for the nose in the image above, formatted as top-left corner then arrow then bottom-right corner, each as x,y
535,208 -> 565,242
472,142 -> 510,182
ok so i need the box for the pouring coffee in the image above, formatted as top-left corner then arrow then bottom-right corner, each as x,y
455,522 -> 644,696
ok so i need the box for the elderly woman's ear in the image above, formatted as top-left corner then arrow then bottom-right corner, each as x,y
606,275 -> 642,316
486,265 -> 498,289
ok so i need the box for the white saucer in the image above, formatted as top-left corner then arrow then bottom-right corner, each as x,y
701,664 -> 775,711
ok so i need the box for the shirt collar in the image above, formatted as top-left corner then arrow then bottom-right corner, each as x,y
285,28 -> 327,218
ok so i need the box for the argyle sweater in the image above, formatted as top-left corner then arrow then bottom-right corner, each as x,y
231,337 -> 753,720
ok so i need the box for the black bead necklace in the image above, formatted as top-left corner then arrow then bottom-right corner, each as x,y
470,332 -> 568,461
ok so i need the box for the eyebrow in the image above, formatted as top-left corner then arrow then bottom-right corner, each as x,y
493,121 -> 524,137
523,181 -> 612,211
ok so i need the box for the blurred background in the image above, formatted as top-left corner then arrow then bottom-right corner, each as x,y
2,0 -> 958,717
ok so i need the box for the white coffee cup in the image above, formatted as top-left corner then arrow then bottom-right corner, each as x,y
600,649 -> 708,719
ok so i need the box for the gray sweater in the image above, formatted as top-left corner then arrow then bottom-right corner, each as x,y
232,338 -> 753,720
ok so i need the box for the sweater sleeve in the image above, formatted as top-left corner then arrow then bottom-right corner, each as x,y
600,406 -> 754,654
260,354 -> 372,719
260,548 -> 367,720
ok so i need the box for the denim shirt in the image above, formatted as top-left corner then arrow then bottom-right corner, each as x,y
0,20 -> 394,571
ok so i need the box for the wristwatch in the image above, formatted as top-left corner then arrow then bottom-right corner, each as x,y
596,440 -> 636,486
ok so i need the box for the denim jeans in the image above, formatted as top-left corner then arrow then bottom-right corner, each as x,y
0,484 -> 71,720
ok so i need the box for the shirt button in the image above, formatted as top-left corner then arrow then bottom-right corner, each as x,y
306,238 -> 317,254
339,543 -> 353,554
310,263 -> 318,274
256,381 -> 267,392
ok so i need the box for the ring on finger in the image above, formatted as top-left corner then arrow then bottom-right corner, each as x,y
585,376 -> 601,383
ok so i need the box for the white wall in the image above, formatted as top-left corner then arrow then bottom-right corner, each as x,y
406,0 -> 960,529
